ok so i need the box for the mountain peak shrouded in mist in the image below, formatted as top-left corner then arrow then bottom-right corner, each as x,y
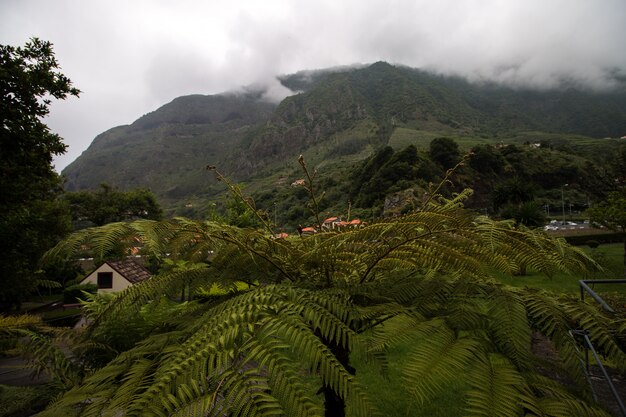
61,62 -> 626,215
3,0 -> 624,171
129,93 -> 277,131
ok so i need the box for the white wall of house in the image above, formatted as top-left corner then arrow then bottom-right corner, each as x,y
80,263 -> 133,293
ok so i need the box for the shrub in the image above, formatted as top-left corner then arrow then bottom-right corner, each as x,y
564,232 -> 624,246
63,283 -> 98,304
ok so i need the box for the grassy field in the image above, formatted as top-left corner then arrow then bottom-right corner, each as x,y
493,243 -> 624,294
387,127 -> 493,151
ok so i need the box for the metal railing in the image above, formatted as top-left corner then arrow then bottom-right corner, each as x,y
570,330 -> 626,417
576,279 -> 626,416
579,279 -> 626,313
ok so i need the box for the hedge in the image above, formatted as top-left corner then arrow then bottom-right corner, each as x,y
63,283 -> 99,304
562,232 -> 624,246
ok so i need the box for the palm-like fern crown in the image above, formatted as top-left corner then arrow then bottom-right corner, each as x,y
38,178 -> 622,417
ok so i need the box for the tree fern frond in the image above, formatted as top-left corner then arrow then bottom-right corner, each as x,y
382,272 -> 452,306
43,221 -> 140,262
13,328 -> 82,387
241,334 -> 322,417
364,313 -> 437,379
535,398 -> 612,417
106,358 -> 159,413
486,289 -> 532,370
521,372 -> 612,417
464,353 -> 525,417
42,285 -> 375,416
522,288 -> 625,392
401,320 -> 481,405
83,265 -> 213,330
562,300 -> 626,372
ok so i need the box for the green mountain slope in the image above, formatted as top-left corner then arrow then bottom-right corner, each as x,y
63,93 -> 276,203
62,62 -> 626,215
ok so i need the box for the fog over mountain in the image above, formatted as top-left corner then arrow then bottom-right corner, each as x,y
1,0 -> 624,170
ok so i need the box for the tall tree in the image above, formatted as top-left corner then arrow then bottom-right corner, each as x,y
429,137 -> 460,169
64,184 -> 162,228
0,38 -> 79,309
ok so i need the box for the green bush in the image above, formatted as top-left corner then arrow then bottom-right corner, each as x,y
63,283 -> 98,304
564,232 -> 624,246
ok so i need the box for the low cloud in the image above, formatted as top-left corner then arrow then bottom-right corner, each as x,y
1,0 -> 625,170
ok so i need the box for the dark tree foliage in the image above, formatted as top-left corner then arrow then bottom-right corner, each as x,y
429,137 -> 461,169
349,145 -> 443,209
492,177 -> 537,211
349,146 -> 394,197
469,144 -> 505,174
499,201 -> 546,228
351,146 -> 413,207
0,38 -> 79,310
64,184 -> 163,228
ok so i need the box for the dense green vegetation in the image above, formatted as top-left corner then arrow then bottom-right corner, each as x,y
6,175 -> 621,417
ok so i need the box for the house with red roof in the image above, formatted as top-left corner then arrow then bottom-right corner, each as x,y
80,258 -> 152,293
322,217 -> 342,230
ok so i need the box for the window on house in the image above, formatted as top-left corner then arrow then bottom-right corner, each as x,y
97,272 -> 113,289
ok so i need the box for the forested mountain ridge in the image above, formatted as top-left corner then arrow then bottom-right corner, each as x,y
62,62 -> 626,215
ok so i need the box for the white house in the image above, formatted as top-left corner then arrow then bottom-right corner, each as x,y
81,258 -> 151,293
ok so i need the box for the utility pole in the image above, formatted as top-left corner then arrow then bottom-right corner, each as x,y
561,184 -> 568,225
569,203 -> 573,220
347,200 -> 352,222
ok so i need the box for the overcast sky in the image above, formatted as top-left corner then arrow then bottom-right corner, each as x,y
1,0 -> 625,171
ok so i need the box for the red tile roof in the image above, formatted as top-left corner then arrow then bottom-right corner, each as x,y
107,259 -> 152,284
